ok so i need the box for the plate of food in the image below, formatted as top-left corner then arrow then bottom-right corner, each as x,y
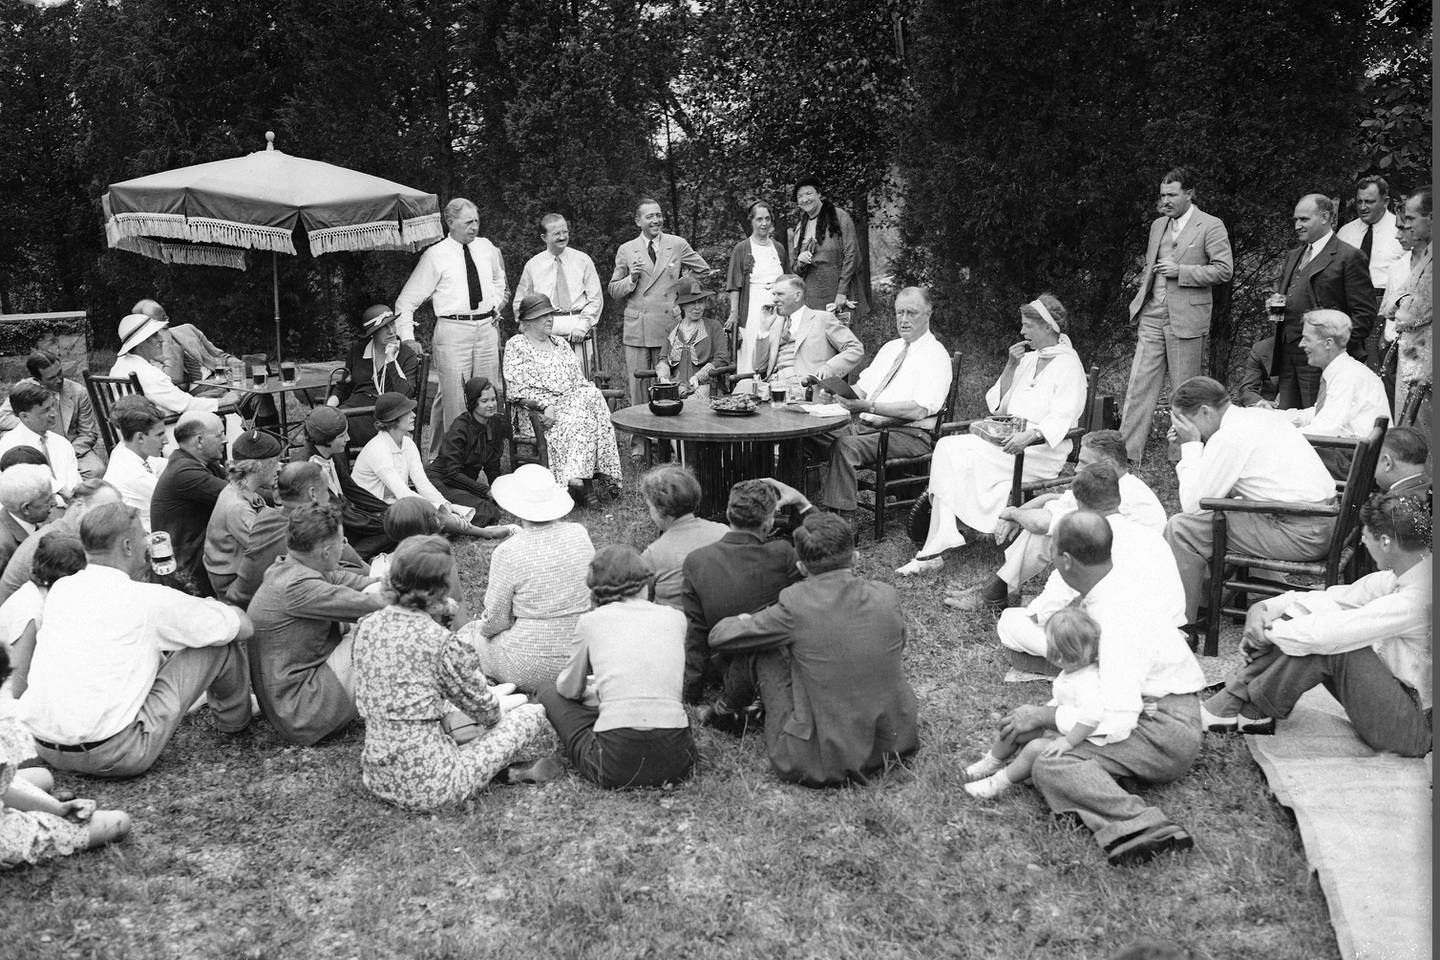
711,394 -> 760,417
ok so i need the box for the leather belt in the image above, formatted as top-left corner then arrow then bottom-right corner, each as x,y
35,732 -> 117,753
551,309 -> 584,316
438,311 -> 496,322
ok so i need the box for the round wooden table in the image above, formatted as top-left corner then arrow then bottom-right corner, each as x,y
611,401 -> 851,517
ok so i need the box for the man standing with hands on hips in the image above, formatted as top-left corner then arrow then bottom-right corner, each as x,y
608,198 -> 708,458
1119,167 -> 1233,465
394,198 -> 507,458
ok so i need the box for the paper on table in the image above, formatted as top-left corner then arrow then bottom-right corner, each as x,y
801,403 -> 851,417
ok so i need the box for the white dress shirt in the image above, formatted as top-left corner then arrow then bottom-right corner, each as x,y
1379,255 -> 1416,341
0,422 -> 81,495
1266,556 -> 1431,709
1337,210 -> 1405,289
1289,352 -> 1389,439
353,431 -> 448,508
103,444 -> 169,532
110,352 -> 218,417
511,247 -> 603,337
1029,514 -> 1187,627
1048,664 -> 1130,745
20,565 -> 241,743
1044,471 -> 1168,535
394,236 -> 507,341
855,330 -> 953,429
1175,405 -> 1335,514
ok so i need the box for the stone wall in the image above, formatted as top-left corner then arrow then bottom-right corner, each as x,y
0,312 -> 92,385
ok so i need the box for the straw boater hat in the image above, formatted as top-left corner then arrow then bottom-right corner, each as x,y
116,312 -> 169,356
490,463 -> 574,523
359,304 -> 399,337
517,293 -> 558,324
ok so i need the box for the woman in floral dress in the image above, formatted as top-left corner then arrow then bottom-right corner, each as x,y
504,293 -> 622,502
352,535 -> 559,811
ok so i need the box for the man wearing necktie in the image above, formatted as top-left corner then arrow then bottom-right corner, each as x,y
815,286 -> 954,514
607,198 -> 709,457
1336,176 -> 1405,366
394,198 -> 508,458
1270,193 -> 1378,409
0,382 -> 83,499
512,214 -> 604,375
1119,167 -> 1233,465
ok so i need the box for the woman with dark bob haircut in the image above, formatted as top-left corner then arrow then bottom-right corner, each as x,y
639,465 -> 725,609
538,545 -> 697,789
351,535 -> 560,810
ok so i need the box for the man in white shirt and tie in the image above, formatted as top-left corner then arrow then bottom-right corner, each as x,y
0,381 -> 82,498
101,395 -> 170,532
1336,176 -> 1406,358
1163,376 -> 1339,623
1120,167 -> 1233,463
1287,309 -> 1389,442
394,197 -> 507,457
815,286 -> 952,513
512,214 -> 603,375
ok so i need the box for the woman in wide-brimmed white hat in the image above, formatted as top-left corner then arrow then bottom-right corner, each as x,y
456,463 -> 595,692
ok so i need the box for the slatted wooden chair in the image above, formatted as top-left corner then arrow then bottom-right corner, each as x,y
854,351 -> 963,539
1198,416 -> 1388,657
83,371 -> 179,451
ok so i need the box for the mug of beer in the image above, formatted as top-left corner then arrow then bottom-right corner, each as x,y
1266,293 -> 1287,322
280,361 -> 298,384
148,531 -> 176,577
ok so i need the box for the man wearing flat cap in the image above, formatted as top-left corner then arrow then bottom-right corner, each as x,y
327,304 -> 423,448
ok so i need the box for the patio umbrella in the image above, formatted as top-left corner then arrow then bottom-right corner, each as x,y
102,131 -> 443,362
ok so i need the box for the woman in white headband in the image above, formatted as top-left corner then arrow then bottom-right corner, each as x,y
898,293 -> 1088,577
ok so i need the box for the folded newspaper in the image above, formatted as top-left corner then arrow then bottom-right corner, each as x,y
800,402 -> 851,417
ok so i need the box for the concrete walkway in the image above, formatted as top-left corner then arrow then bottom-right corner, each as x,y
1245,687 -> 1432,960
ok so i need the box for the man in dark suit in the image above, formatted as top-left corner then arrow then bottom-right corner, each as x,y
1235,336 -> 1279,408
1120,167 -> 1234,463
225,461 -> 369,608
710,511 -> 920,787
1272,193 -> 1378,408
150,412 -> 231,595
680,479 -> 800,716
0,464 -> 58,576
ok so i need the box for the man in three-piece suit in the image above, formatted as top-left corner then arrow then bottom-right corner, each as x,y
607,199 -> 709,437
1272,193 -> 1378,409
749,274 -> 864,389
1120,168 -> 1234,463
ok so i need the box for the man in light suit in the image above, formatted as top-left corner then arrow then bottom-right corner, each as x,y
1119,167 -> 1233,463
747,274 -> 863,391
607,198 -> 708,455
1272,193 -> 1378,409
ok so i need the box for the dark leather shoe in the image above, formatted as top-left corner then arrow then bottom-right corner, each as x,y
696,700 -> 749,736
500,757 -> 563,785
1105,823 -> 1195,867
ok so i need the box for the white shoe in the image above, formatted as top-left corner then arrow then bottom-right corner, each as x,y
1199,703 -> 1239,733
964,753 -> 1006,780
896,556 -> 945,577
963,771 -> 1014,799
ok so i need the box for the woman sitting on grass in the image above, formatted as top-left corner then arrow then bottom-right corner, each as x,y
0,645 -> 131,866
538,545 -> 697,790
352,535 -> 560,811
457,464 -> 594,693
964,606 -> 1130,799
0,534 -> 85,700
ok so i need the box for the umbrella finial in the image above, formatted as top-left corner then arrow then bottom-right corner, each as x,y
265,131 -> 275,151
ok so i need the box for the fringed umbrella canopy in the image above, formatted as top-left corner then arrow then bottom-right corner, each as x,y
102,131 -> 443,270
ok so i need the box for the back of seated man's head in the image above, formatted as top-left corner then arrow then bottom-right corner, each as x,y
277,461 -> 325,508
0,464 -> 53,518
1053,510 -> 1113,567
65,479 -> 119,513
110,394 -> 164,443
1079,429 -> 1129,473
0,446 -> 47,472
1382,426 -> 1429,473
287,503 -> 343,555
79,502 -> 140,556
1072,462 -> 1123,514
793,512 -> 854,576
32,532 -> 86,589
726,480 -> 779,532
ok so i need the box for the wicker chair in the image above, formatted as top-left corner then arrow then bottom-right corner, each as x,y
1198,416 -> 1388,657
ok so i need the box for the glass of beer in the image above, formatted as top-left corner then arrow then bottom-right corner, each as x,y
1266,294 -> 1287,321
148,531 -> 176,577
280,361 -> 298,384
250,363 -> 268,387
228,358 -> 245,384
771,383 -> 787,406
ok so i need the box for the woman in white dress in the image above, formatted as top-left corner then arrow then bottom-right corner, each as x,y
898,294 -> 1087,576
724,200 -> 790,375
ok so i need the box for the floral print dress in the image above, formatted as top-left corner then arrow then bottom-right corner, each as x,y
0,714 -> 88,868
352,605 -> 557,811
503,334 -> 622,485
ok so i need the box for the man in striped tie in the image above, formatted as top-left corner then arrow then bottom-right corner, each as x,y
511,214 -> 604,375
814,286 -> 953,515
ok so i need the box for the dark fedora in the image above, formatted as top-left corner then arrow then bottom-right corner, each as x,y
674,277 -> 714,307
517,293 -> 558,323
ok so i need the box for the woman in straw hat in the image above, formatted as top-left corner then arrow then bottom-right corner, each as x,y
352,534 -> 560,810
504,292 -> 622,505
455,464 -> 594,692
327,304 -> 423,448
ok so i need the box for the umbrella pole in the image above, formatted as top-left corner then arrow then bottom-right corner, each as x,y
272,251 -> 283,364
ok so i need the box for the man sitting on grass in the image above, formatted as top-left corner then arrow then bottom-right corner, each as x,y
1014,511 -> 1207,866
709,511 -> 919,787
21,502 -> 254,778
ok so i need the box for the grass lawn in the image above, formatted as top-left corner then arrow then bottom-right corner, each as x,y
3,428 -> 1341,960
